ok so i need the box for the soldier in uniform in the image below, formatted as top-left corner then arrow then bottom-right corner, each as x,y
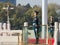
49,16 -> 54,37
33,11 -> 40,44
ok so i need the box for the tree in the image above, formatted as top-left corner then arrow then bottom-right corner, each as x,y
25,5 -> 42,25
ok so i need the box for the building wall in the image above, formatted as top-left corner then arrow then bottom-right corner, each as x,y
0,36 -> 21,45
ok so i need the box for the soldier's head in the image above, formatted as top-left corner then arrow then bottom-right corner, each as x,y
33,11 -> 39,17
50,16 -> 54,22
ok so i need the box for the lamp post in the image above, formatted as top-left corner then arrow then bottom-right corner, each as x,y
3,4 -> 14,30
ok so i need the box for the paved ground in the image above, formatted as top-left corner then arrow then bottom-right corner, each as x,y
0,42 -> 47,45
0,42 -> 59,45
22,43 -> 47,45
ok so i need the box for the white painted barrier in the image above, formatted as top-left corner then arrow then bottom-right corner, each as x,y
0,36 -> 21,42
54,22 -> 59,45
58,23 -> 60,42
0,36 -> 22,45
3,23 -> 6,30
0,23 -> 2,30
59,23 -> 60,32
7,23 -> 10,30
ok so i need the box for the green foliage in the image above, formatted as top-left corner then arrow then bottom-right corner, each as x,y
0,2 -> 60,30
25,5 -> 42,25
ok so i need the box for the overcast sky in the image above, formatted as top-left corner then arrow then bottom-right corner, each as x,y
16,0 -> 60,7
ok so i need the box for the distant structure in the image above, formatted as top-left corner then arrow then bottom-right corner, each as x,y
0,0 -> 16,5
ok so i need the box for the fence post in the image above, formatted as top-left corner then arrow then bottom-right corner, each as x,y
59,23 -> 60,32
18,33 -> 20,45
54,22 -> 59,45
23,22 -> 28,45
46,25 -> 48,45
0,23 -> 2,30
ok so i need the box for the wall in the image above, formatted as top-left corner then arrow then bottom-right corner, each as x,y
0,36 -> 21,42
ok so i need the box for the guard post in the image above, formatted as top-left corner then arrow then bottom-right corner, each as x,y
23,22 -> 28,45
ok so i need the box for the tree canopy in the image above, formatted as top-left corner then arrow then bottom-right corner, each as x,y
0,2 -> 60,30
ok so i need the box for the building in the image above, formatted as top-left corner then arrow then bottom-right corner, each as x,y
0,0 -> 16,5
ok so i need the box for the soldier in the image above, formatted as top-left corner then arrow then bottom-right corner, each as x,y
33,11 -> 40,44
49,16 -> 54,37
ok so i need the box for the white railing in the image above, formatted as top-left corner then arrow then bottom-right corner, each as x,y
0,30 -> 22,36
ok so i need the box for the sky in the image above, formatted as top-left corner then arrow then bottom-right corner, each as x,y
17,0 -> 60,7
